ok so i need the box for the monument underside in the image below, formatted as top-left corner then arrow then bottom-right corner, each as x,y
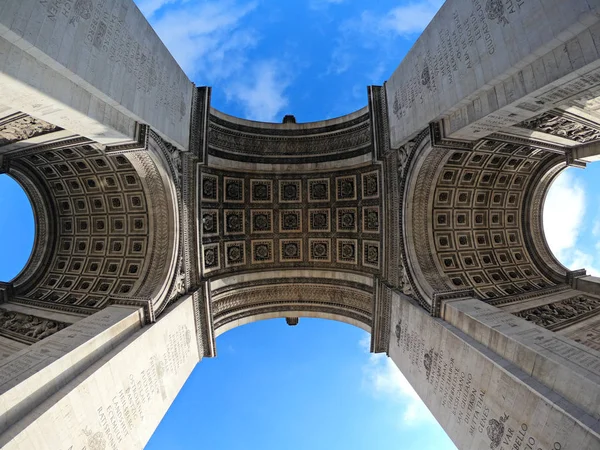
1,0 -> 600,448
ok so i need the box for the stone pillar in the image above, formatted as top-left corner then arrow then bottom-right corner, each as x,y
0,0 -> 193,148
388,287 -> 600,449
0,295 -> 201,449
0,282 -> 13,303
385,0 -> 600,147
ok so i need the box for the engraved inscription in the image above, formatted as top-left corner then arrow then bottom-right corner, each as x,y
391,0 -> 526,120
93,325 -> 192,450
37,0 -> 187,126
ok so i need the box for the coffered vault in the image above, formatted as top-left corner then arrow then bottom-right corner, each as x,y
3,0 -> 600,448
0,84 -> 596,354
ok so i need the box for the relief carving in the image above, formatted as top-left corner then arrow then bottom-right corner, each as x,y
514,296 -> 600,329
0,114 -> 60,146
0,307 -> 67,342
517,112 -> 600,143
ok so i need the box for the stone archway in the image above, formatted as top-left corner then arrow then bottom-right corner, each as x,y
2,0 -> 600,448
0,118 -> 180,335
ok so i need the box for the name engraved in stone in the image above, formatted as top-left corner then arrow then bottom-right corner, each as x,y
36,0 -> 186,126
391,0 -> 526,121
0,352 -> 51,386
536,68 -> 600,105
92,325 -> 192,450
394,302 -> 564,450
535,337 -> 600,375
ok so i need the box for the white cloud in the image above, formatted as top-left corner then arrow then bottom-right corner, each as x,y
346,0 -> 443,39
543,170 -> 586,260
136,0 -> 178,18
593,219 -> 600,237
359,334 -> 435,426
565,249 -> 600,277
225,60 -> 291,122
543,169 -> 600,277
141,0 -> 259,80
327,0 -> 443,78
378,0 -> 445,36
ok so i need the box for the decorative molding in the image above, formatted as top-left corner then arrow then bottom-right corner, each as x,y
565,149 -> 587,168
371,279 -> 392,354
408,140 -> 449,298
432,288 -> 476,317
0,155 -> 9,173
211,276 -> 372,298
397,128 -> 431,311
285,317 -> 299,326
191,285 -> 216,358
207,110 -> 372,163
109,297 -> 154,324
430,121 -> 473,151
104,123 -> 149,154
212,283 -> 372,331
12,296 -> 96,316
567,269 -> 587,287
128,150 -> 171,303
8,162 -> 55,295
190,87 -> 211,162
181,151 -> 200,290
0,282 -> 14,303
368,85 -> 390,160
2,136 -> 92,159
487,132 -> 568,154
485,284 -> 571,307
521,155 -> 569,285
383,149 -> 400,286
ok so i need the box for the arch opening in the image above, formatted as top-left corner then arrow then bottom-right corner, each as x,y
0,174 -> 35,282
542,165 -> 600,277
147,317 -> 456,450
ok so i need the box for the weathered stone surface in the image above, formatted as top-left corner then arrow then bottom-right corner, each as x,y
0,0 -> 193,148
385,0 -> 600,146
0,296 -> 199,449
443,299 -> 600,420
0,305 -> 142,435
390,290 -> 600,450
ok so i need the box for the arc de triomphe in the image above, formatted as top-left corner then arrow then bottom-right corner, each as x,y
2,0 -> 600,448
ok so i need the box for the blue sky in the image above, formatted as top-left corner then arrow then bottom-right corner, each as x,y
0,175 -> 34,280
1,0 -> 600,448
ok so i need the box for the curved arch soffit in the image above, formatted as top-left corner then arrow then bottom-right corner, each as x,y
535,161 -> 577,280
403,135 -> 569,304
126,142 -> 180,313
5,142 -> 179,313
215,311 -> 371,338
210,272 -> 374,337
402,133 -> 441,305
7,161 -> 55,292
